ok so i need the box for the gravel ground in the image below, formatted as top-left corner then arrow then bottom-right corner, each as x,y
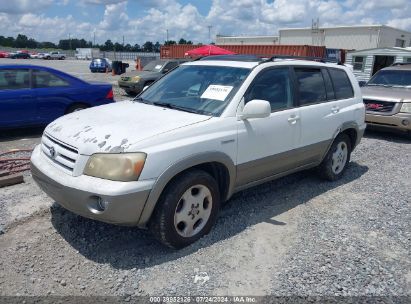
0,130 -> 410,298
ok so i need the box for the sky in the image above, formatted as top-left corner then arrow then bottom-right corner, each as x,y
0,0 -> 411,45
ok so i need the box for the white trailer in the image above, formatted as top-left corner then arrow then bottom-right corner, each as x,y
75,48 -> 100,60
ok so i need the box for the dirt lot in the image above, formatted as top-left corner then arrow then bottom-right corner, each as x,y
0,59 -> 410,298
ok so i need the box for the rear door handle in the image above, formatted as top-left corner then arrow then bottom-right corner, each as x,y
331,106 -> 340,114
288,115 -> 300,124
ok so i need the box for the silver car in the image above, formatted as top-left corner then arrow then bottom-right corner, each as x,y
361,64 -> 411,137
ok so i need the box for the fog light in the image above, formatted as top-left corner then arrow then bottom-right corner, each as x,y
402,119 -> 409,126
97,197 -> 109,211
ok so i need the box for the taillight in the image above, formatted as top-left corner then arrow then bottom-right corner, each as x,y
106,89 -> 113,100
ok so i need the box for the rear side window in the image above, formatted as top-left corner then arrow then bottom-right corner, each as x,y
33,70 -> 69,88
328,68 -> 354,99
0,69 -> 30,90
294,68 -> 327,105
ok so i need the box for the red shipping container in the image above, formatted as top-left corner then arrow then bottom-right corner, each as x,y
160,44 -> 326,59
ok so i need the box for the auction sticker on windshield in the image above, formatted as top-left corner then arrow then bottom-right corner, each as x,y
201,85 -> 233,101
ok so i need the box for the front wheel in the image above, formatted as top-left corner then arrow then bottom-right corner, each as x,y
318,134 -> 351,181
150,170 -> 220,249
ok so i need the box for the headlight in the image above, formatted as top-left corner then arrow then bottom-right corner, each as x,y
132,76 -> 141,83
84,153 -> 146,181
400,102 -> 411,113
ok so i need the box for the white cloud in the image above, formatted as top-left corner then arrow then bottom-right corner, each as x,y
99,2 -> 128,30
82,0 -> 126,4
0,0 -> 53,14
1,0 -> 411,45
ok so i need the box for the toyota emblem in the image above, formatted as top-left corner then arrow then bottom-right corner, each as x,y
49,146 -> 56,158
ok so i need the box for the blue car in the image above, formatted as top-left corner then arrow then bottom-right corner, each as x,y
89,58 -> 112,73
0,64 -> 115,129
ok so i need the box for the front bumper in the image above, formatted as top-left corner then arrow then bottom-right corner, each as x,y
366,112 -> 411,132
30,145 -> 155,226
117,80 -> 143,93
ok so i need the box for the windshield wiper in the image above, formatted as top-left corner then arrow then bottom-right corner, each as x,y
133,97 -> 152,104
152,102 -> 200,114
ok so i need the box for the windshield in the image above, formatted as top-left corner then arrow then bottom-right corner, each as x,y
143,60 -> 165,72
367,70 -> 411,87
137,65 -> 251,116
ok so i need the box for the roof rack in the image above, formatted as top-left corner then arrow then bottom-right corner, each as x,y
194,54 -> 344,65
259,55 -> 343,65
198,55 -> 263,62
391,62 -> 411,66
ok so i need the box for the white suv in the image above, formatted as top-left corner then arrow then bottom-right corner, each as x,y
31,55 -> 366,248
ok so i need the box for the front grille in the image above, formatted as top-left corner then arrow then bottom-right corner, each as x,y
363,99 -> 395,113
41,134 -> 78,173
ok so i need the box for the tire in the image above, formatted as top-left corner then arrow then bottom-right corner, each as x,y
149,170 -> 220,249
60,56 -> 65,60
317,133 -> 352,181
66,104 -> 88,114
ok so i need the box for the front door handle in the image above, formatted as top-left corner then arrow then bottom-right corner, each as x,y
288,115 -> 300,124
331,106 -> 340,114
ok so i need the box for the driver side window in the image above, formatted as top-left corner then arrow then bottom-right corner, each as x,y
244,67 -> 293,112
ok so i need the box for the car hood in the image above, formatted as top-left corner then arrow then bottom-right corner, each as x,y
361,86 -> 411,102
45,101 -> 211,155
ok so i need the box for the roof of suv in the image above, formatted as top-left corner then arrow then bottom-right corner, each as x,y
382,64 -> 411,71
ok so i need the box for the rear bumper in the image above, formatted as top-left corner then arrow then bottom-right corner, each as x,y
366,112 -> 411,132
90,68 -> 109,72
30,145 -> 155,226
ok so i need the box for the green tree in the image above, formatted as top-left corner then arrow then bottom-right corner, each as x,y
0,36 -> 15,47
142,41 -> 154,52
164,40 -> 176,46
132,44 -> 141,52
14,34 -> 29,48
154,41 -> 160,52
104,39 -> 114,51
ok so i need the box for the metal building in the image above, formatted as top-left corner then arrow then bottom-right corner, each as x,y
216,35 -> 279,45
346,47 -> 411,81
216,25 -> 411,50
279,25 -> 411,50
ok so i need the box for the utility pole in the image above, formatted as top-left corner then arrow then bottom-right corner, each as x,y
122,35 -> 124,47
69,33 -> 72,51
166,29 -> 169,42
207,25 -> 213,42
93,31 -> 96,47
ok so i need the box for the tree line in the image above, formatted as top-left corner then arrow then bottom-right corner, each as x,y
0,34 -> 195,52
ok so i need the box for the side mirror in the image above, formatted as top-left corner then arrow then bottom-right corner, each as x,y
162,68 -> 169,73
238,99 -> 271,120
358,81 -> 366,87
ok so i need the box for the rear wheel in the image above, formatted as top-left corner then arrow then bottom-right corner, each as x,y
318,133 -> 351,181
150,170 -> 220,249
